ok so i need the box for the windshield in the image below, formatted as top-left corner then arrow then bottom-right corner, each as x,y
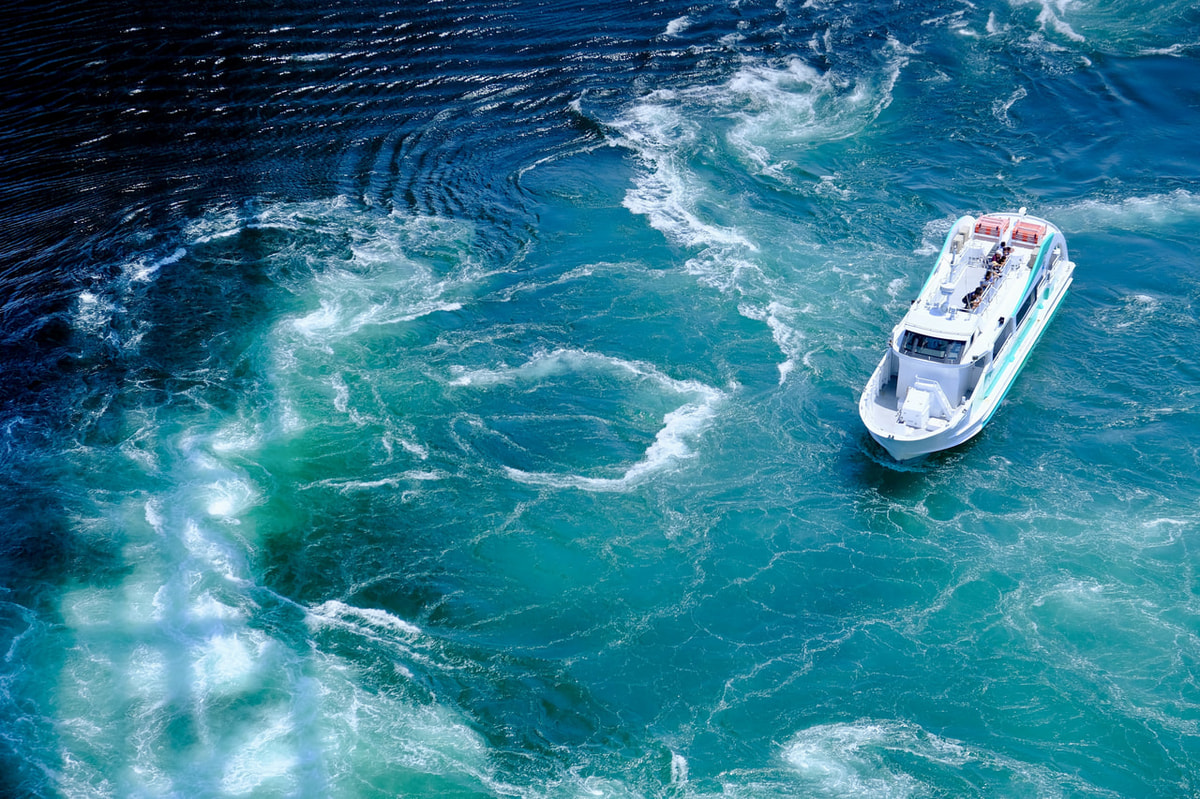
899,331 -> 965,364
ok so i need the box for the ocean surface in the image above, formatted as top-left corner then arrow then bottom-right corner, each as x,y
2,0 -> 1200,796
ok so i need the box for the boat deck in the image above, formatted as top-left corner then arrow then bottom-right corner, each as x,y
870,375 -> 899,413
946,244 -> 1029,315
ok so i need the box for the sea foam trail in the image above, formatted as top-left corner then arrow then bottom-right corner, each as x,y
450,349 -> 729,491
607,47 -> 908,378
1056,189 -> 1200,232
783,720 -> 1119,797
503,396 -> 721,491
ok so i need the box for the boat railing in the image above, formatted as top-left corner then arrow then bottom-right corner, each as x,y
974,272 -> 1003,314
961,250 -> 1017,315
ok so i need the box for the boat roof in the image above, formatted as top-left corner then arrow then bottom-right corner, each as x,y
900,211 -> 1061,341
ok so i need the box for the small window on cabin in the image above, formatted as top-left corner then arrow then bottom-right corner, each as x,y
899,331 -> 966,364
1015,284 -> 1039,327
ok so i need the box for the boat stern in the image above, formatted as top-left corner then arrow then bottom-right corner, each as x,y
859,356 -> 969,460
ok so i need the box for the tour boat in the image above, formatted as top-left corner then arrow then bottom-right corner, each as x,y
859,208 -> 1074,460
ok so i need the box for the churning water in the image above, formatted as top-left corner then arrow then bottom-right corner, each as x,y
3,0 -> 1200,796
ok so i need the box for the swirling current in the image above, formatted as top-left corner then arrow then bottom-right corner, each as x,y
3,0 -> 1200,796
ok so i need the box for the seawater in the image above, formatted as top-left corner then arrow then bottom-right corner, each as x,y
2,0 -> 1200,796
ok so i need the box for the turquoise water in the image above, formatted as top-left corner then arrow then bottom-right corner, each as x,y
3,0 -> 1200,796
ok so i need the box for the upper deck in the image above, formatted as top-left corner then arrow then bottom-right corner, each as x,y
901,212 -> 1054,346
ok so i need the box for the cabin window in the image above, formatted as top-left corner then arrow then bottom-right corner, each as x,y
899,331 -> 966,364
1015,282 -> 1039,327
993,321 -> 1013,359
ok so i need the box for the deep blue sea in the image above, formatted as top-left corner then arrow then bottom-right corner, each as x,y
3,0 -> 1200,796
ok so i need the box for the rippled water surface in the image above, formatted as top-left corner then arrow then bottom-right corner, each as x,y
3,0 -> 1200,796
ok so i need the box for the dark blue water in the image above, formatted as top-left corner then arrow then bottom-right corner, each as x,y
4,1 -> 1200,796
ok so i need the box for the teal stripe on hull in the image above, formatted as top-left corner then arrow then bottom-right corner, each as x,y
976,277 -> 1073,427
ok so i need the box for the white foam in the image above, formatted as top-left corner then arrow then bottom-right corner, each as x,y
1142,517 -> 1190,528
1031,576 -> 1109,609
183,519 -> 245,581
452,348 -> 728,490
683,252 -> 765,294
991,86 -> 1028,127
239,204 -> 476,371
211,420 -> 264,454
375,431 -> 430,463
611,99 -> 756,251
670,751 -> 689,784
494,262 -> 598,301
922,9 -> 971,33
308,599 -> 423,638
744,301 -> 807,384
505,389 -> 723,492
122,573 -> 169,626
204,477 -> 261,520
72,290 -> 117,338
915,216 -> 956,257
723,47 -> 908,169
301,471 -> 445,493
330,373 -> 350,413
292,299 -> 341,336
398,469 -> 444,481
220,706 -> 301,795
191,590 -> 245,623
782,720 -> 1109,797
131,247 -> 186,283
784,721 -> 957,797
397,437 -> 429,459
1139,42 -> 1200,56
1027,0 -> 1086,42
193,631 -> 267,697
665,15 -> 691,36
304,656 -> 499,791
611,48 -> 906,308
450,347 -> 663,388
1058,189 -> 1200,233
71,240 -> 183,353
145,499 -> 165,531
292,293 -> 463,341
118,423 -> 159,471
182,205 -> 248,244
